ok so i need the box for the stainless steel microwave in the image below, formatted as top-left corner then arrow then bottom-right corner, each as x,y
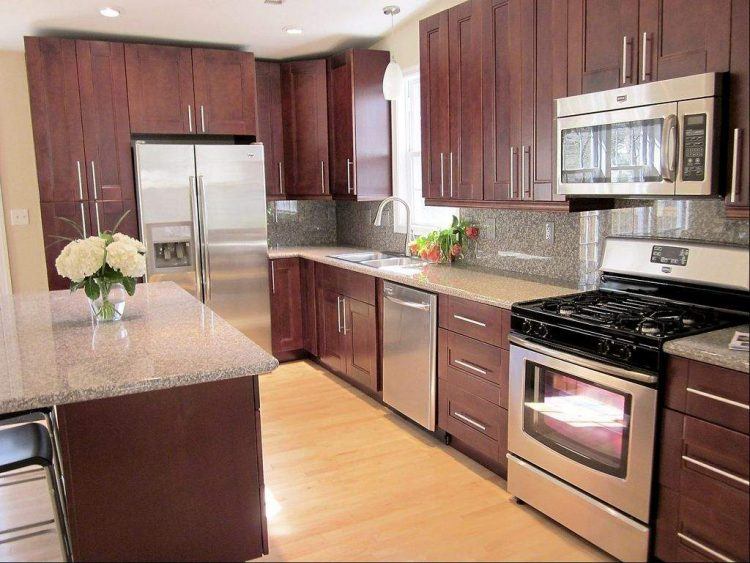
556,73 -> 723,197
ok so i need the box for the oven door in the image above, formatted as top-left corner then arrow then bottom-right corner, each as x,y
508,336 -> 657,523
557,102 -> 679,196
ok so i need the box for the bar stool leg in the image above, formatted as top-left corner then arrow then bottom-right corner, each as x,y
44,464 -> 71,562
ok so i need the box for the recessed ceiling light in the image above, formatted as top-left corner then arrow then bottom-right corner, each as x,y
99,7 -> 121,18
282,26 -> 303,35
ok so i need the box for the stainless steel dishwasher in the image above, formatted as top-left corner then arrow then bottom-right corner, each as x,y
382,281 -> 438,431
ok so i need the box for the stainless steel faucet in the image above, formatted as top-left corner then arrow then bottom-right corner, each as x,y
373,196 -> 412,256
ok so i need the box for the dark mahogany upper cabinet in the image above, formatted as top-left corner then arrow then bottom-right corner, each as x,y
328,49 -> 392,201
192,48 -> 257,135
448,1 -> 484,201
270,258 -> 304,355
420,10 -> 450,200
25,37 -> 88,203
125,44 -> 195,134
638,0 -> 731,83
281,59 -> 330,198
567,0 -> 639,94
726,0 -> 749,218
255,61 -> 285,198
76,40 -> 134,203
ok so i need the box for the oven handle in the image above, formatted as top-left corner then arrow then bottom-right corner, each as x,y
660,114 -> 679,182
508,334 -> 658,384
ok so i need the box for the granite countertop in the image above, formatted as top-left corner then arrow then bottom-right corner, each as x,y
268,246 -> 580,309
0,282 -> 278,414
664,324 -> 750,373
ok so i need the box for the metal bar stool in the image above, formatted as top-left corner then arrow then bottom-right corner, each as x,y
0,423 -> 71,561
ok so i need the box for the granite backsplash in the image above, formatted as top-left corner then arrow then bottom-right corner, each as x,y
270,198 -> 749,286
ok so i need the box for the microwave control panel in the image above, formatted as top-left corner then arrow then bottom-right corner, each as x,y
682,113 -> 706,181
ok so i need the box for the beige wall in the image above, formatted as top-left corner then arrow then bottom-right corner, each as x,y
0,51 -> 48,293
371,0 -> 465,68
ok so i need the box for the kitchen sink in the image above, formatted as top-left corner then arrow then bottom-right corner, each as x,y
360,256 -> 427,269
328,251 -> 394,263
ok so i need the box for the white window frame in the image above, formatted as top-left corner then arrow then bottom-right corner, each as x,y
392,67 -> 457,235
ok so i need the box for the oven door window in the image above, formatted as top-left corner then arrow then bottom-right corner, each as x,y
523,363 -> 632,478
560,118 -> 664,184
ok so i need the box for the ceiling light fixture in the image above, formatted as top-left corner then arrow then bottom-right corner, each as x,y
382,5 -> 402,101
282,26 -> 303,35
99,7 -> 121,17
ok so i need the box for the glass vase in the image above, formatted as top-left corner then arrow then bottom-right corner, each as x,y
88,280 -> 127,322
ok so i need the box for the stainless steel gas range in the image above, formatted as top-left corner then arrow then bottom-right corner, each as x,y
506,238 -> 749,562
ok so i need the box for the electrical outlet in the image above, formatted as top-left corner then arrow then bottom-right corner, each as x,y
544,222 -> 555,244
10,208 -> 29,226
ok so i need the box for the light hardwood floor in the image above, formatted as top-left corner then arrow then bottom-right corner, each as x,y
0,360 -> 610,562
256,360 -> 610,562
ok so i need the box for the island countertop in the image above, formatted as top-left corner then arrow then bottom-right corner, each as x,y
0,282 -> 278,414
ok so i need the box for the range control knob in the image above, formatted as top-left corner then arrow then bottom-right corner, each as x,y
620,346 -> 634,361
522,319 -> 534,335
536,324 -> 549,339
597,339 -> 612,355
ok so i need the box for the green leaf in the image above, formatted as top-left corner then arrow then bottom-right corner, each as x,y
122,277 -> 136,296
84,278 -> 100,300
110,209 -> 131,234
69,280 -> 85,293
55,216 -> 85,238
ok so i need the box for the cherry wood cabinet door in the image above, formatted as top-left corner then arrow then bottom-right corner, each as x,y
448,0 -> 483,201
89,199 -> 138,239
420,10 -> 451,200
328,52 -> 355,197
300,259 -> 318,356
525,0 -> 569,202
24,37 -> 88,203
269,258 -> 303,354
726,0 -> 749,217
281,59 -> 329,197
639,0 -> 731,83
255,61 -> 285,198
125,44 -> 195,134
343,298 -> 378,393
76,40 -> 134,203
192,48 -> 257,135
567,0 -> 639,94
482,0 -> 517,202
40,202 -> 93,290
317,287 -> 345,375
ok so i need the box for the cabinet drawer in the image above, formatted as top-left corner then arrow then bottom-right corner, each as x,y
438,380 -> 506,454
439,295 -> 506,347
655,484 -> 749,563
665,356 -> 749,434
316,264 -> 376,306
660,408 -> 749,494
439,329 -> 508,406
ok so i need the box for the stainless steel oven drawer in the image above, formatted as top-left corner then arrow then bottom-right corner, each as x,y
508,454 -> 649,562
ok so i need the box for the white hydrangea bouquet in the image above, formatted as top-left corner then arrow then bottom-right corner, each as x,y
53,212 -> 146,322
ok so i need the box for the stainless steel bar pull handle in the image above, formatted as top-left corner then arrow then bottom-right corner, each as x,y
660,114 -> 679,182
440,152 -> 445,197
90,161 -> 98,200
337,296 -> 343,333
681,455 -> 750,487
676,533 -> 734,563
278,162 -> 284,194
453,412 -> 486,432
197,176 -> 211,302
91,161 -> 101,234
509,147 -> 516,199
341,297 -> 348,335
454,359 -> 488,376
76,161 -> 84,200
79,202 -> 88,239
270,260 -> 276,294
200,105 -> 206,133
346,158 -> 353,194
453,314 -> 487,327
521,146 -> 530,199
686,387 -> 749,410
641,32 -> 651,81
731,128 -> 742,203
188,176 -> 203,301
449,152 -> 454,198
320,161 -> 326,193
188,105 -> 193,133
621,36 -> 631,84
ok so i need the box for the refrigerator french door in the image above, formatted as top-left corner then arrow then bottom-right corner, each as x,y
134,142 -> 271,352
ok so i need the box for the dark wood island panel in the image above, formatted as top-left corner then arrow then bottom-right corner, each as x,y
56,376 -> 267,562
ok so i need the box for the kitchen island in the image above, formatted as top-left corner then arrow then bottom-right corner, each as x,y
0,282 -> 278,561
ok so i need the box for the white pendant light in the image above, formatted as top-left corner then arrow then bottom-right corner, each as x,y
382,5 -> 403,101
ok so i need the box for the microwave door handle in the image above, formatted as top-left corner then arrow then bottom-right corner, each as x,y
660,114 -> 679,182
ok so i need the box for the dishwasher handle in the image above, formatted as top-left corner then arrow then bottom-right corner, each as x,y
384,294 -> 431,310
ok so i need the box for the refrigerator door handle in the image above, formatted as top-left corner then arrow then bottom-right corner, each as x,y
197,175 -> 212,303
189,176 -> 204,302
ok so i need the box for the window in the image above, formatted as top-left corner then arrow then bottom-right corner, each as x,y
392,68 -> 457,235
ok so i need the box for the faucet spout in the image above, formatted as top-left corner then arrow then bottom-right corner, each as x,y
372,197 -> 412,256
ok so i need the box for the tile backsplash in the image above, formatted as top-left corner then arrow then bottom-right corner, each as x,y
270,198 -> 748,286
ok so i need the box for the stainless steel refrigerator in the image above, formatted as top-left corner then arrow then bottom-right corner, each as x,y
134,141 -> 271,353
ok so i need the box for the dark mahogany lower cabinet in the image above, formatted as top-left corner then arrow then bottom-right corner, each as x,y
317,286 -> 346,374
269,258 -> 304,356
342,297 -> 378,392
300,259 -> 318,356
655,356 -> 750,562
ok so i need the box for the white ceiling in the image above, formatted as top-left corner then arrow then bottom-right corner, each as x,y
0,0 -> 432,58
